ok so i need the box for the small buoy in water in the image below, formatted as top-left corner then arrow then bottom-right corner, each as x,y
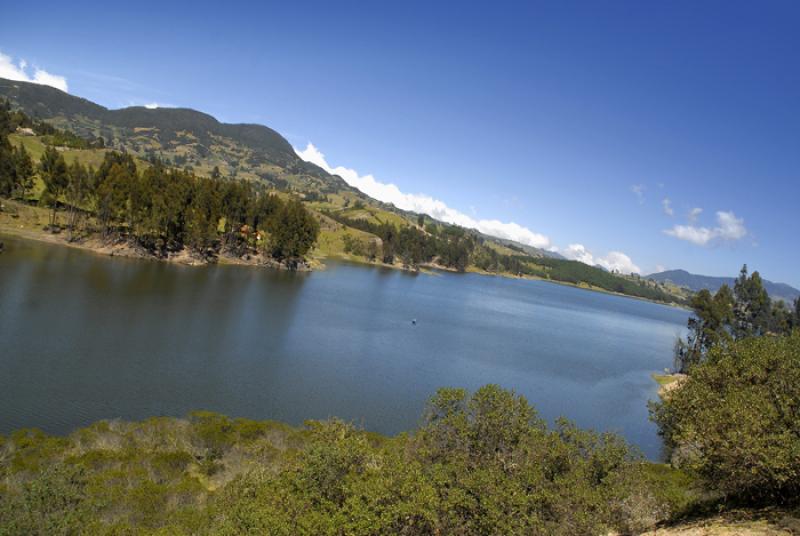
411,318 -> 417,325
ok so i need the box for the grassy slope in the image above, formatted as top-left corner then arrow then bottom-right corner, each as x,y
10,133 -> 117,169
0,198 -> 52,238
310,211 -> 378,261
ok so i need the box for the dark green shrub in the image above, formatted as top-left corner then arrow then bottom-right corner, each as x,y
0,464 -> 93,536
651,331 -> 800,503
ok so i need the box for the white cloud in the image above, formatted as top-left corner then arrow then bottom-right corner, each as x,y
662,197 -> 674,216
688,207 -> 702,222
0,51 -> 68,92
664,210 -> 747,246
295,142 -> 553,250
563,244 -> 641,274
715,211 -> 747,240
144,102 -> 160,109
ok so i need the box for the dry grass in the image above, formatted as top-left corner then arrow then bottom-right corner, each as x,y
643,508 -> 800,535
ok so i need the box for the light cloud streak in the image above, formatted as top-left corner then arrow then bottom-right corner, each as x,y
0,51 -> 68,92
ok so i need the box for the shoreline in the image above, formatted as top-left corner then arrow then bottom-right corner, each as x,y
1,199 -> 685,308
0,199 -> 311,272
2,225 -> 687,308
0,225 -> 310,271
652,372 -> 688,398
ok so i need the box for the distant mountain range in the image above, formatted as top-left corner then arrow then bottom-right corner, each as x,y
647,269 -> 800,304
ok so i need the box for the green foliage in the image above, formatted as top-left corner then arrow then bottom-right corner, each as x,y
0,103 -> 319,264
0,387 -> 677,535
532,257 -> 680,302
674,265 -> 794,372
0,141 -> 34,199
267,198 -> 320,260
38,146 -> 69,226
639,463 -> 699,519
210,385 -> 656,535
326,210 -> 476,272
733,265 -> 773,338
0,464 -> 94,536
676,285 -> 735,371
651,332 -> 800,503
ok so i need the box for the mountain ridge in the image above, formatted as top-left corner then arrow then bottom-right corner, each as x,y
647,268 -> 799,303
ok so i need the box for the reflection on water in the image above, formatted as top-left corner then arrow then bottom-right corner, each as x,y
0,236 -> 688,458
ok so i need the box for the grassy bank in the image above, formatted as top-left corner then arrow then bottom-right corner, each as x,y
0,197 -> 686,308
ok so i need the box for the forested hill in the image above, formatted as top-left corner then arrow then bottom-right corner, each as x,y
0,77 -> 342,190
0,78 -> 686,304
648,269 -> 799,304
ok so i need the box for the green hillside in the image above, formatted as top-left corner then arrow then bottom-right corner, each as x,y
0,79 -> 686,303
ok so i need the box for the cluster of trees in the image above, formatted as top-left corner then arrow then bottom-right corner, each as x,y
0,100 -> 319,263
35,150 -> 319,261
532,257 -> 679,303
0,101 -> 35,198
674,265 -> 800,372
469,239 -> 554,276
650,264 -> 800,506
326,211 -> 473,271
473,249 -> 679,303
0,385 -> 679,535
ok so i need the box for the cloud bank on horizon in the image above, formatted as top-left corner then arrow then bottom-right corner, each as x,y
296,142 -> 643,274
562,244 -> 641,275
0,51 -> 68,92
296,143 -> 553,249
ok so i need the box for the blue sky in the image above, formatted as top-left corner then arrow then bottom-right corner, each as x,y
2,1 -> 798,286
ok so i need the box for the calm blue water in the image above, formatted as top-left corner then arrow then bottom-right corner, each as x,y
0,236 -> 688,458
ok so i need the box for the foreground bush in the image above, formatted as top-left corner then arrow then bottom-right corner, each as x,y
651,331 -> 800,504
0,385 -> 670,535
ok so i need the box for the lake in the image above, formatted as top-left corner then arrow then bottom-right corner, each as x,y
0,236 -> 688,458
